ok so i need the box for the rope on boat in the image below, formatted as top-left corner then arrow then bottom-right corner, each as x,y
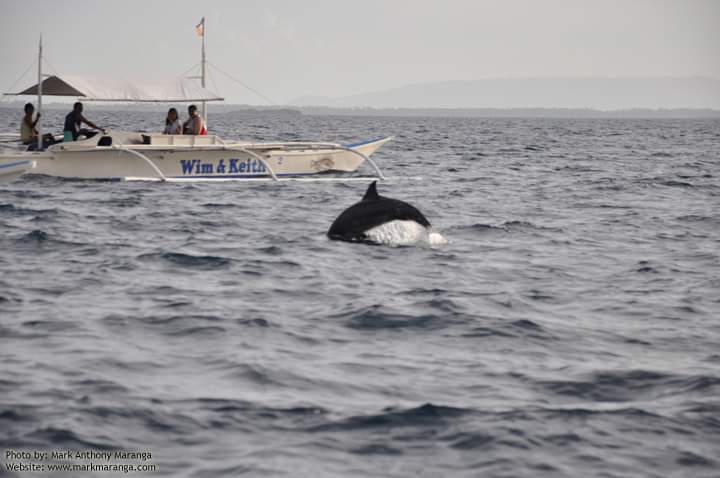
1,59 -> 38,103
179,62 -> 201,80
207,61 -> 278,106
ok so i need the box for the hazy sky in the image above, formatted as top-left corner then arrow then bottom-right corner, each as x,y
1,0 -> 718,104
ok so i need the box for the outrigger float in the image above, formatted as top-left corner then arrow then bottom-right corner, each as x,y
0,158 -> 35,183
0,33 -> 391,183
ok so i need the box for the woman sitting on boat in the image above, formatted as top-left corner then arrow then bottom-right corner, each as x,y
182,104 -> 207,135
163,108 -> 182,134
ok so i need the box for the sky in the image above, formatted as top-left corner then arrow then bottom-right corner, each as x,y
1,0 -> 719,105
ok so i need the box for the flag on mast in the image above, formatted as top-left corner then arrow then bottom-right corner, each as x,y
195,17 -> 205,37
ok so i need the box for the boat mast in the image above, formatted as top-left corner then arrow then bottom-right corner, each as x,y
37,35 -> 43,150
201,18 -> 207,126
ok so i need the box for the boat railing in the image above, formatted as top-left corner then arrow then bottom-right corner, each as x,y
142,134 -> 226,147
241,141 -> 342,150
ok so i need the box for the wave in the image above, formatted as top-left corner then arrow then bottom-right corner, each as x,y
334,302 -> 469,331
501,220 -> 563,232
236,318 -> 271,327
21,319 -> 80,333
256,245 -> 283,255
137,251 -> 232,270
12,426 -> 117,450
70,378 -> 130,395
536,370 -> 720,402
0,203 -> 21,214
660,180 -> 695,188
399,287 -> 450,296
462,318 -> 552,340
0,204 -> 60,218
448,432 -> 496,450
452,221 -> 563,234
105,313 -> 228,339
309,403 -> 472,432
452,223 -> 506,233
346,311 -> 444,330
22,229 -> 49,241
635,260 -> 660,273
676,214 -> 714,223
165,325 -> 227,337
12,229 -> 85,247
348,443 -> 404,455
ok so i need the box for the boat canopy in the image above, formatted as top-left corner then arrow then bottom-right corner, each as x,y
12,75 -> 224,102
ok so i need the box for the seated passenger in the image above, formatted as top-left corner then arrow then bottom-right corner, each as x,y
21,103 -> 56,150
20,103 -> 39,144
182,104 -> 207,135
163,108 -> 182,134
63,102 -> 105,142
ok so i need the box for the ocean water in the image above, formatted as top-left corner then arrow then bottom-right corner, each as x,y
1,109 -> 719,477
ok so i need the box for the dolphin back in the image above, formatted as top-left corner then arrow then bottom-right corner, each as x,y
327,182 -> 431,242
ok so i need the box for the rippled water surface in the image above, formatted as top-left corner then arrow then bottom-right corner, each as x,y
1,109 -> 719,477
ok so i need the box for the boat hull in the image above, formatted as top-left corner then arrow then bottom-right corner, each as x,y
0,135 -> 392,180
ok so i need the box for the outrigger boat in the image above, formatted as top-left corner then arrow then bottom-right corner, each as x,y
0,127 -> 391,182
0,34 -> 391,182
0,158 -> 35,183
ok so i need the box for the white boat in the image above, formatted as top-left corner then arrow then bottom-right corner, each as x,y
0,34 -> 391,183
1,131 -> 391,181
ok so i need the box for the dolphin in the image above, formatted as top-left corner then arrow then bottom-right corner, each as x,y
327,181 -> 446,245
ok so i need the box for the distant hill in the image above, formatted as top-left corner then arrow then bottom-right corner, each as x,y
291,78 -> 720,110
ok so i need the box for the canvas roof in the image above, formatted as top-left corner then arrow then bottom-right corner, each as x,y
13,75 -> 223,102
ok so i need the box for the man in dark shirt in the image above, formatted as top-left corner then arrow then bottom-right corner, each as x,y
63,102 -> 105,141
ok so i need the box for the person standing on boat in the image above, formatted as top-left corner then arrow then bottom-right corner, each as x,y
20,103 -> 56,150
163,108 -> 182,134
63,102 -> 105,141
182,104 -> 207,135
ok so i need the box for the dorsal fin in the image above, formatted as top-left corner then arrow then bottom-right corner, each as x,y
362,181 -> 379,200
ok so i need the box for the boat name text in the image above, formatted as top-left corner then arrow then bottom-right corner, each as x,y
180,158 -> 267,176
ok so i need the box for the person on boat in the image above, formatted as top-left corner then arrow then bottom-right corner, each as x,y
21,103 -> 56,150
63,102 -> 105,141
182,104 -> 207,135
163,108 -> 182,135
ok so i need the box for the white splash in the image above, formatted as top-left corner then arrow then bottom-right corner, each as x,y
428,230 -> 449,246
365,220 -> 448,247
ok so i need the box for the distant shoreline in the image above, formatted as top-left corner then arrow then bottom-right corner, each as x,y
1,102 -> 718,119
297,106 -> 720,119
